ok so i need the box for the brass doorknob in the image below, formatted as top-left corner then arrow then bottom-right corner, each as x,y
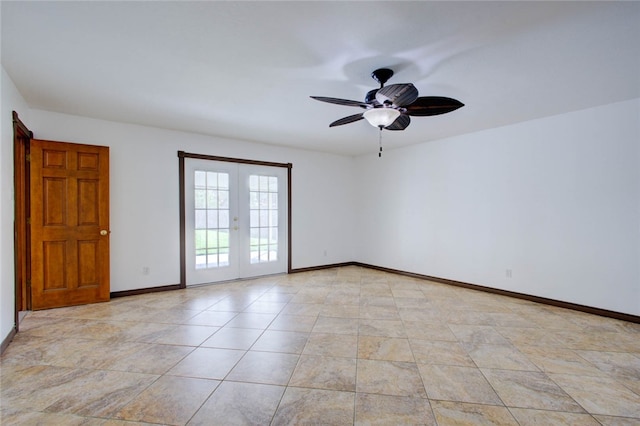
100,230 -> 108,236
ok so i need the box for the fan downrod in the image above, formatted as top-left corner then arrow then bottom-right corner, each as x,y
371,68 -> 394,88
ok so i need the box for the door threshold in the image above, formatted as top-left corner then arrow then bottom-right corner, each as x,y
186,272 -> 287,288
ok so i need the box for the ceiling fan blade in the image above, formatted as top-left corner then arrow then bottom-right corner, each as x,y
375,83 -> 419,107
385,114 -> 411,131
310,96 -> 369,108
405,97 -> 464,116
329,113 -> 365,127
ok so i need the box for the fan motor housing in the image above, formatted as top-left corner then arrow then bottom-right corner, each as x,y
365,89 -> 379,104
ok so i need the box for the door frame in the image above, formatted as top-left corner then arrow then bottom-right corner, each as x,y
178,151 -> 292,288
13,111 -> 33,332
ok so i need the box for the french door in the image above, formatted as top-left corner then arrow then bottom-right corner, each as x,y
184,158 -> 289,285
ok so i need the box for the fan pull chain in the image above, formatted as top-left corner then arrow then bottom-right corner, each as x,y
378,127 -> 383,158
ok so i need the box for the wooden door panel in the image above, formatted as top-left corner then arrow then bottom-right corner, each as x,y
78,240 -> 100,287
78,179 -> 99,225
42,148 -> 67,168
78,151 -> 99,170
30,139 -> 109,310
42,241 -> 67,290
43,177 -> 67,225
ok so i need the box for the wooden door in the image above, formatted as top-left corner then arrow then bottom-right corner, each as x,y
29,139 -> 110,310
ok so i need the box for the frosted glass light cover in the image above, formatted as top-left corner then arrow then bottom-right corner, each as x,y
363,108 -> 401,127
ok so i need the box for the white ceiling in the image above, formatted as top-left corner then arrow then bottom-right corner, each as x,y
2,1 -> 639,156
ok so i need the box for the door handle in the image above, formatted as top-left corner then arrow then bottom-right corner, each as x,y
100,230 -> 109,236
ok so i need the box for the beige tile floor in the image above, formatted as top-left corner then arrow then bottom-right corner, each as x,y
1,266 -> 639,425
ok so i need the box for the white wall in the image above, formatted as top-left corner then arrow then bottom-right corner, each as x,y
25,110 -> 357,292
2,80 -> 639,349
355,98 -> 640,316
1,67 -> 31,341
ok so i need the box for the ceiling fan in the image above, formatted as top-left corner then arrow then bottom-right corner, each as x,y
311,68 -> 464,131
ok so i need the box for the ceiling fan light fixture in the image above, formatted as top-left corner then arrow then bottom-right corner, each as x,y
363,108 -> 400,128
310,67 -> 463,132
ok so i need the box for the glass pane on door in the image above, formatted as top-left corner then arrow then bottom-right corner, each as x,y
249,174 -> 279,264
194,170 -> 230,269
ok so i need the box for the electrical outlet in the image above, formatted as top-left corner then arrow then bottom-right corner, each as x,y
505,269 -> 512,278
142,266 -> 150,275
